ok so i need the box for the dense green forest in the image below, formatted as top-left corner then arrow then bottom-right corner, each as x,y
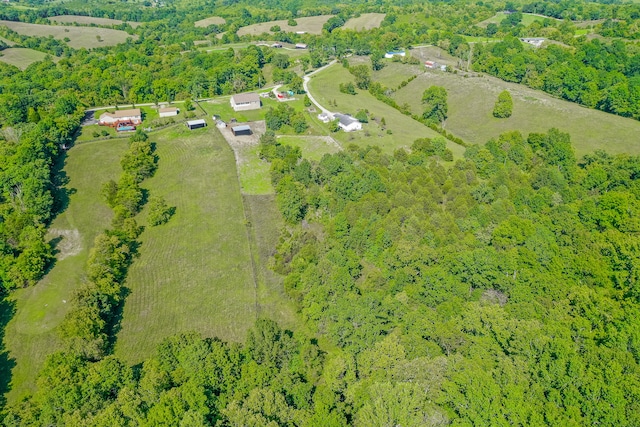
1,0 -> 640,424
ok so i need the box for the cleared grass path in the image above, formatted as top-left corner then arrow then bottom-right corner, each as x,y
115,126 -> 257,365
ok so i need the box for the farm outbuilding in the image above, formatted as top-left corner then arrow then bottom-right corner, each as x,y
385,50 -> 406,58
186,119 -> 207,130
159,107 -> 179,117
98,108 -> 142,127
295,43 -> 308,49
231,125 -> 252,136
231,93 -> 261,111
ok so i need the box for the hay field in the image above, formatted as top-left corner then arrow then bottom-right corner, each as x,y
237,15 -> 333,37
194,16 -> 226,27
385,63 -> 640,156
0,48 -> 56,69
49,15 -> 141,28
477,12 -> 560,27
114,125 -> 258,364
0,20 -> 136,49
343,13 -> 386,31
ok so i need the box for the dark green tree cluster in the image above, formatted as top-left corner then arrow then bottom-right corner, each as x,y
265,104 -> 308,133
422,86 -> 448,126
493,90 -> 513,118
264,129 -> 640,425
0,106 -> 82,291
4,320 -> 330,426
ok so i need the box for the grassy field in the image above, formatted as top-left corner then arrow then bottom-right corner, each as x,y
0,20 -> 136,49
0,35 -> 15,46
386,62 -> 640,156
4,138 -> 127,401
307,63 -> 464,157
49,15 -> 141,28
114,125 -> 260,364
0,48 -> 56,70
194,16 -> 226,27
277,135 -> 341,161
343,13 -> 386,31
477,12 -> 560,27
237,15 -> 333,37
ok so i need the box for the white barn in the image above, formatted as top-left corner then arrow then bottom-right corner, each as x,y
230,93 -> 261,111
159,107 -> 179,117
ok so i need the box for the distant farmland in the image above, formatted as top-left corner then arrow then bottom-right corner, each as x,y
194,16 -> 226,27
0,48 -> 57,69
237,15 -> 333,36
0,20 -> 136,49
49,15 -> 141,28
477,11 -> 560,27
343,13 -> 386,31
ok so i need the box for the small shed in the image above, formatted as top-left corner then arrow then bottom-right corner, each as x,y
186,119 -> 207,130
159,107 -> 179,117
216,120 -> 227,129
295,43 -> 308,49
385,50 -> 406,59
231,125 -> 252,136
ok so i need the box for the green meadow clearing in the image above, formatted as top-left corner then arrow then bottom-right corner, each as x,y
0,20 -> 136,49
48,15 -> 141,28
0,48 -> 56,70
343,13 -> 386,31
477,11 -> 561,27
5,122 -> 296,396
381,62 -> 640,156
307,62 -> 465,157
194,16 -> 226,27
114,126 -> 260,365
5,138 -> 127,401
237,15 -> 333,37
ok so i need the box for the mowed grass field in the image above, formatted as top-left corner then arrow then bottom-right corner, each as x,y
0,20 -> 136,49
308,63 -> 465,157
114,125 -> 258,365
49,15 -> 141,28
385,62 -> 640,156
0,48 -> 56,69
343,13 -> 386,31
194,16 -> 226,27
477,12 -> 560,27
4,138 -> 127,401
237,15 -> 333,36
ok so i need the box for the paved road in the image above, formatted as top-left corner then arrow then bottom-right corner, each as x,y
302,59 -> 337,116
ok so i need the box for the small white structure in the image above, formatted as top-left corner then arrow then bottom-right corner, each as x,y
231,93 -> 261,111
317,113 -> 331,123
216,120 -> 226,129
271,43 -> 283,48
385,50 -> 406,59
159,107 -> 179,117
295,43 -> 308,49
520,37 -> 545,48
334,113 -> 362,132
98,108 -> 142,126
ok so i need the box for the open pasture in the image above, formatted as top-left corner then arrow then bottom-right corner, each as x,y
0,20 -> 136,49
0,48 -> 56,69
114,125 -> 258,364
477,12 -> 561,27
387,62 -> 640,156
343,13 -> 386,31
194,16 -> 226,27
237,15 -> 334,37
308,63 -> 464,158
49,15 -> 141,28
